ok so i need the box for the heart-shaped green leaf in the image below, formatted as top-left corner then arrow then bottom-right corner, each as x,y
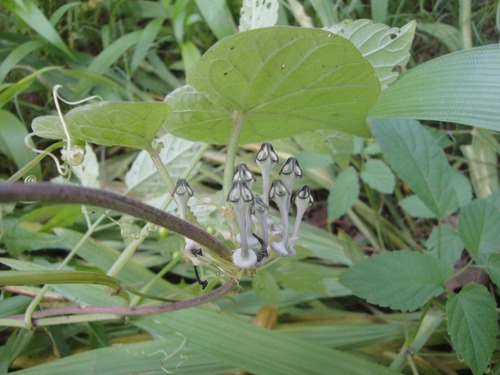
164,26 -> 380,144
31,101 -> 171,149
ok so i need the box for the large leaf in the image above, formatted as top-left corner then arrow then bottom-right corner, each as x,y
457,198 -> 500,265
164,27 -> 380,144
446,283 -> 498,375
370,45 -> 500,132
134,308 -> 400,375
31,101 -> 171,149
327,19 -> 416,89
372,118 -> 459,217
340,250 -> 454,311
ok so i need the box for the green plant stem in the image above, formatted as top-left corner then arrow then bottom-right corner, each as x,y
6,279 -> 237,327
223,110 -> 244,200
7,141 -> 66,183
147,145 -> 175,192
0,183 -> 232,261
459,0 -> 473,49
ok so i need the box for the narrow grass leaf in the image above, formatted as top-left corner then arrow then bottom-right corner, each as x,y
0,66 -> 59,108
6,0 -> 74,58
3,225 -> 61,256
165,27 -> 380,144
12,338 -> 238,375
75,31 -> 142,95
457,199 -> 500,264
31,101 -> 171,149
134,308 -> 401,375
446,283 -> 498,375
371,118 -> 459,217
340,250 -> 454,311
360,159 -> 395,194
0,110 -> 41,178
327,166 -> 359,222
417,22 -> 462,52
370,45 -> 500,132
48,2 -> 81,25
130,18 -> 163,73
196,0 -> 234,39
0,40 -> 45,82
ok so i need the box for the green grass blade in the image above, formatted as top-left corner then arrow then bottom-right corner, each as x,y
0,66 -> 60,108
0,110 -> 41,179
196,0 -> 235,39
5,0 -> 74,58
75,31 -> 142,95
130,18 -> 164,73
134,308 -> 401,375
370,45 -> 500,132
0,40 -> 45,82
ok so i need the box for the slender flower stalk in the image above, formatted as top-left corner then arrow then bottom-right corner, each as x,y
269,179 -> 290,256
173,179 -> 203,266
227,180 -> 257,269
288,185 -> 314,256
233,164 -> 258,247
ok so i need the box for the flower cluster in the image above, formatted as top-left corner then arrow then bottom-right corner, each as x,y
227,143 -> 313,269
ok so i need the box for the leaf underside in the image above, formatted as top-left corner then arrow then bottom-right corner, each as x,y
164,26 -> 380,145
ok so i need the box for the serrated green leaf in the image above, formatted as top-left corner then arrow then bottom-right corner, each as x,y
486,254 -> 500,288
340,250 -> 454,311
398,195 -> 436,218
372,118 -> 459,217
31,101 -> 171,149
164,27 -> 380,144
328,19 -> 416,89
457,199 -> 500,265
426,224 -> 464,265
239,0 -> 279,31
370,45 -> 500,133
252,268 -> 281,304
327,166 -> 359,222
360,159 -> 395,194
451,170 -> 472,208
446,283 -> 498,375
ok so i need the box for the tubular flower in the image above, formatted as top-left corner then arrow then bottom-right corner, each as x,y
255,143 -> 279,206
233,163 -> 256,189
227,180 -> 257,269
288,185 -> 314,256
269,179 -> 290,256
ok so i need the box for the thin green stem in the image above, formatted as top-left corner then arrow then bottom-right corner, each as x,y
7,141 -> 66,183
147,145 -> 175,192
459,0 -> 473,49
223,110 -> 244,200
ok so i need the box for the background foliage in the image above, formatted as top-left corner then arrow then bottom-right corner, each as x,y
0,1 -> 499,374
